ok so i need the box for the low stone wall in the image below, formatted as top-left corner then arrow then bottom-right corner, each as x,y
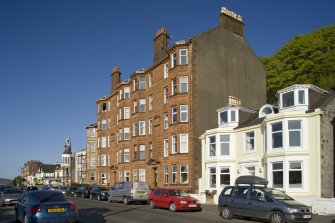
295,197 -> 335,215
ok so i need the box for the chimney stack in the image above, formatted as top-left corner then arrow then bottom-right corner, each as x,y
153,27 -> 169,65
219,7 -> 244,36
111,66 -> 121,94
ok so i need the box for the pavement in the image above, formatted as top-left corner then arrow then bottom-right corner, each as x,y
201,203 -> 335,223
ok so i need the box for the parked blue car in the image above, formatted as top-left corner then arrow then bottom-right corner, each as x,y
15,190 -> 79,223
89,186 -> 109,201
218,176 -> 313,223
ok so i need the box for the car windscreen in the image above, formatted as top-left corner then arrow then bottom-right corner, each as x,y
169,190 -> 189,197
34,191 -> 67,202
266,188 -> 293,200
4,188 -> 23,194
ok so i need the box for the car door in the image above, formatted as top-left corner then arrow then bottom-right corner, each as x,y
229,186 -> 250,216
160,189 -> 170,208
16,192 -> 28,221
244,187 -> 272,219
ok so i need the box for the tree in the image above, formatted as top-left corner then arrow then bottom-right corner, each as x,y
261,25 -> 335,103
11,176 -> 25,187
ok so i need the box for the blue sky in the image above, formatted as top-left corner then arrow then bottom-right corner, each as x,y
1,0 -> 334,180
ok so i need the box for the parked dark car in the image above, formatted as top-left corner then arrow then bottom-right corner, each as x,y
218,175 -> 313,223
74,186 -> 92,198
148,188 -> 202,212
89,186 -> 109,201
0,188 -> 24,206
64,186 -> 77,197
26,186 -> 39,192
15,190 -> 79,223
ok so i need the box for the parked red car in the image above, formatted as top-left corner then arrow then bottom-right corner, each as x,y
148,188 -> 202,212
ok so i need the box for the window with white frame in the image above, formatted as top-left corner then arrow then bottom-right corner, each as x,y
124,170 -> 130,182
108,136 -> 110,147
164,138 -> 168,157
149,143 -> 152,159
119,89 -> 123,100
101,173 -> 106,185
133,145 -> 137,160
298,90 -> 305,104
119,108 -> 123,120
139,169 -> 146,182
209,136 -> 216,156
89,142 -> 95,152
272,162 -> 283,188
180,105 -> 188,122
179,49 -> 188,65
133,122 -> 138,136
172,78 -> 177,95
90,171 -> 95,181
288,120 -> 302,147
289,161 -> 302,188
219,109 -> 237,125
101,119 -> 107,130
133,100 -> 137,113
220,135 -> 230,155
119,171 -> 123,182
164,87 -> 168,104
89,128 -> 96,137
133,169 -> 138,181
124,107 -> 130,119
172,106 -> 177,124
124,127 -> 130,140
172,165 -> 177,184
282,91 -> 294,108
139,76 -> 146,89
139,99 -> 146,112
102,102 -> 107,112
164,63 -> 169,78
148,119 -> 153,135
149,96 -> 153,111
119,150 -> 123,163
123,149 -> 130,163
172,135 -> 177,154
139,145 -> 145,160
180,164 -> 188,184
220,167 -> 230,186
171,52 -> 177,68
97,155 -> 100,166
164,113 -> 168,129
179,76 -> 188,93
124,87 -> 130,99
101,137 -> 107,148
118,129 -> 123,141
180,134 -> 188,153
101,154 -> 106,166
271,122 -> 283,149
149,74 -> 152,88
245,131 -> 255,151
90,157 -> 95,167
209,167 -> 216,188
133,79 -> 138,91
164,167 -> 168,184
139,121 -> 146,135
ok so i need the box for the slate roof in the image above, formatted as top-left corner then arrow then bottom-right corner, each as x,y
40,164 -> 57,173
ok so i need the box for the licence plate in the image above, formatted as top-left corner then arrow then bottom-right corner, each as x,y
189,204 -> 197,207
47,208 -> 65,213
137,192 -> 144,195
303,215 -> 311,219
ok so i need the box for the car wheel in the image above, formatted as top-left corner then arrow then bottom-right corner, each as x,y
169,202 -> 176,212
123,197 -> 129,205
221,206 -> 233,219
149,200 -> 155,209
270,211 -> 286,223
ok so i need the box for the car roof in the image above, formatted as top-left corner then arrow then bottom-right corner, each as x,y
235,175 -> 268,186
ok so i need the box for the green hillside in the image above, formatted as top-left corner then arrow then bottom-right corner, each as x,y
261,25 -> 335,103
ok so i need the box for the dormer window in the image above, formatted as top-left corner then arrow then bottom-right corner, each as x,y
281,89 -> 306,109
218,109 -> 238,127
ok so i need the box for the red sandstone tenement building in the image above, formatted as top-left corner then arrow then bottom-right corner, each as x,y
95,7 -> 267,192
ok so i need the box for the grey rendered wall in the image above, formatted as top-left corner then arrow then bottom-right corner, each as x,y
191,26 -> 267,192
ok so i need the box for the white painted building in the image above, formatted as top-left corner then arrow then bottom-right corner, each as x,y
199,84 -> 335,214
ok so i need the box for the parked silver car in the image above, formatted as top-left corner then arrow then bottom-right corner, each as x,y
108,181 -> 150,205
218,176 -> 313,223
0,188 -> 24,206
